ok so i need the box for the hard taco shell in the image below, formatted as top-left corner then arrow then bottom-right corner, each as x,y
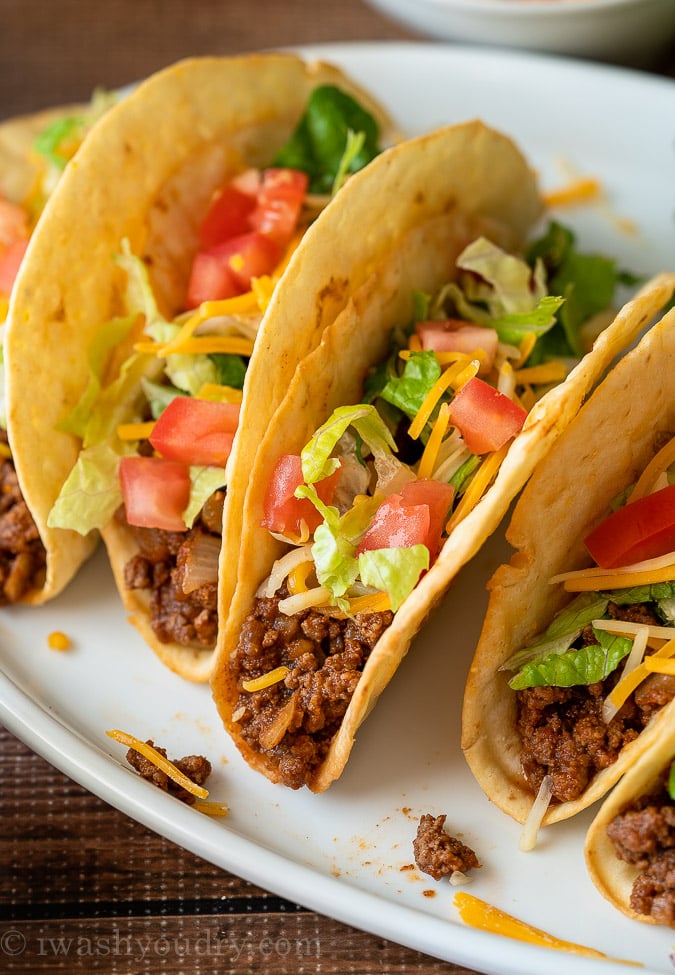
462,295 -> 675,826
5,54 -> 393,672
584,712 -> 675,925
212,121 -> 674,793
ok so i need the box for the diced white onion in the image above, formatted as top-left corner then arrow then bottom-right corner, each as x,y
180,533 -> 221,594
519,774 -> 554,852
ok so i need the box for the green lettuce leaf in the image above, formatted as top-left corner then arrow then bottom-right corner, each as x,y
47,441 -> 130,534
602,581 -> 675,605
378,351 -> 441,424
508,626 -> 632,690
272,85 -> 381,194
358,545 -> 429,612
57,314 -> 138,439
501,594 -> 609,673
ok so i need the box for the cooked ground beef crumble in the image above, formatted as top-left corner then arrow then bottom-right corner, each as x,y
413,814 -> 480,880
517,602 -> 675,804
229,587 -> 393,789
606,769 -> 675,925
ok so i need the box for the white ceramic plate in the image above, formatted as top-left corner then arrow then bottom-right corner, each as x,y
3,42 -> 675,975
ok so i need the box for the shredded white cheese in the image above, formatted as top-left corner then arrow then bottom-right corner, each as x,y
519,774 -> 553,851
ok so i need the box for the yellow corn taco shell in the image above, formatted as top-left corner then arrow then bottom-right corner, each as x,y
5,54 -> 394,676
462,295 -> 675,827
585,712 -> 675,926
0,102 -> 97,606
211,121 -> 672,795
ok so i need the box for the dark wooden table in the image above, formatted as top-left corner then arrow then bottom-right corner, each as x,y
1,2 -> 674,973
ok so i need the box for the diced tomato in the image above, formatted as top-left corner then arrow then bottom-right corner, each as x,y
119,456 -> 191,532
149,396 -> 240,467
448,377 -> 527,455
0,197 -> 28,246
262,454 -> 341,535
249,168 -> 309,246
186,231 -> 281,308
356,494 -> 430,554
400,478 -> 455,558
0,237 -> 28,296
584,483 -> 675,569
416,320 -> 498,375
198,183 -> 257,249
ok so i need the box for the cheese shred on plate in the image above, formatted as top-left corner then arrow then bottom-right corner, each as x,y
106,728 -> 209,799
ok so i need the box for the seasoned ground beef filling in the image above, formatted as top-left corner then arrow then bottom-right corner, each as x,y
606,772 -> 675,925
517,603 -> 675,804
413,813 -> 480,880
0,432 -> 46,604
121,490 -> 224,648
230,589 -> 393,790
125,739 -> 212,805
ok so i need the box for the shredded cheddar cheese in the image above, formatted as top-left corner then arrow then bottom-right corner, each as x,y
446,442 -> 510,533
417,403 -> 450,480
106,729 -> 209,799
0,441 -> 12,459
408,358 -> 479,441
453,892 -> 640,964
543,176 -> 602,209
346,591 -> 391,614
47,631 -> 72,651
557,561 -> 675,592
513,361 -> 567,386
191,799 -> 229,817
287,561 -> 314,595
136,335 -> 255,358
117,420 -> 156,441
515,332 -> 537,368
242,665 -> 290,692
195,383 -> 243,403
602,635 -> 675,722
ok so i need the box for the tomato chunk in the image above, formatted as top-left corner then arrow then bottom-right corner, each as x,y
356,494 -> 430,554
120,456 -> 190,532
448,377 -> 527,455
198,183 -> 257,249
416,320 -> 498,375
262,454 -> 341,535
584,483 -> 675,569
149,397 -> 240,468
0,237 -> 28,296
186,231 -> 281,308
400,478 -> 455,558
249,168 -> 309,246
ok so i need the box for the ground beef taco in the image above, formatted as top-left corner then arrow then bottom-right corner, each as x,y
585,717 -> 675,927
210,118 -> 669,793
0,94 -> 113,605
462,296 -> 675,829
5,53 -> 394,680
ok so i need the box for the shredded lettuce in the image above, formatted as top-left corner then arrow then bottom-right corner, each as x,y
501,594 -> 609,673
57,314 -> 138,439
358,545 -> 429,612
508,626 -> 632,690
602,582 -> 675,605
47,441 -> 130,534
300,404 -> 397,485
378,351 -> 441,424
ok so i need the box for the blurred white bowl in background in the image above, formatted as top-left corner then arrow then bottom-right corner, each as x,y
365,0 -> 675,67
